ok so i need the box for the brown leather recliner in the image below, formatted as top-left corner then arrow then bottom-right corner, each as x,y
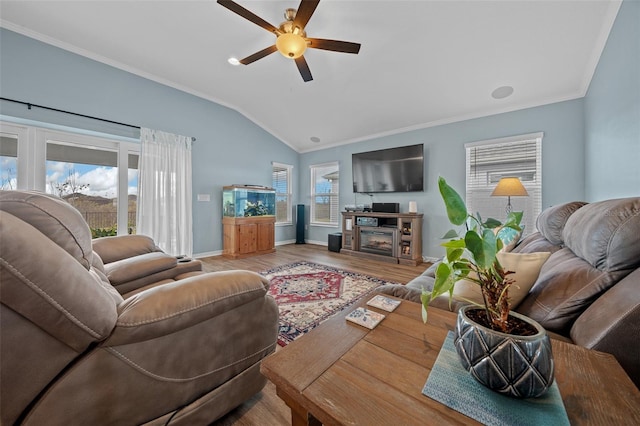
0,190 -> 279,425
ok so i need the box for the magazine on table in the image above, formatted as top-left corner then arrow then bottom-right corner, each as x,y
346,307 -> 385,329
367,295 -> 401,312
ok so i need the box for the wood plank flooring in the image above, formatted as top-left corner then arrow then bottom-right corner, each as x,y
203,243 -> 430,425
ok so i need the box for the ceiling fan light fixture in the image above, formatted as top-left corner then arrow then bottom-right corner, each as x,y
276,33 -> 307,59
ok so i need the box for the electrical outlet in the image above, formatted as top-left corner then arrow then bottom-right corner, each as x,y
197,194 -> 210,202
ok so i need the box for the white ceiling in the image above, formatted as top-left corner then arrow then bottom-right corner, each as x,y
0,0 -> 622,152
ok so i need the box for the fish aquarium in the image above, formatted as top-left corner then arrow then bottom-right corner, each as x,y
223,185 -> 276,218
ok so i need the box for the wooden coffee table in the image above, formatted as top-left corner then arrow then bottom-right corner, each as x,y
260,293 -> 640,425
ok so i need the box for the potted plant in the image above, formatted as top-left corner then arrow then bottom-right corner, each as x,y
422,176 -> 554,398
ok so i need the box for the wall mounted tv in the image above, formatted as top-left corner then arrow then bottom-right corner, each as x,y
352,143 -> 424,193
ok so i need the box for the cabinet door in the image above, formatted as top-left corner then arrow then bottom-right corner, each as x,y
237,224 -> 257,254
257,222 -> 274,251
342,231 -> 352,249
223,223 -> 235,255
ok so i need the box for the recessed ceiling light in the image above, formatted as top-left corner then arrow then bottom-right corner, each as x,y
310,136 -> 321,143
492,86 -> 514,99
228,57 -> 240,66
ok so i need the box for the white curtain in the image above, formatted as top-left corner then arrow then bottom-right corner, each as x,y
137,128 -> 193,256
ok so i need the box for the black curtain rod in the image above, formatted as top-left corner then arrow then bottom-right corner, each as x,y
0,97 -> 196,142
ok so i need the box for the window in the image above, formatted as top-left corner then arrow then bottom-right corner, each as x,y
310,161 -> 339,226
1,121 -> 139,237
465,133 -> 542,234
42,132 -> 139,237
272,162 -> 293,224
0,123 -> 29,190
0,133 -> 18,190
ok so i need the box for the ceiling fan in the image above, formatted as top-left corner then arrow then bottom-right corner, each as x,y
217,0 -> 361,82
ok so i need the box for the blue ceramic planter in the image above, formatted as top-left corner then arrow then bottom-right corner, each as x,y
454,306 -> 555,398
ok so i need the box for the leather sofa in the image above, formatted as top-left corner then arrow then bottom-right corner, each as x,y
378,197 -> 640,389
0,190 -> 279,425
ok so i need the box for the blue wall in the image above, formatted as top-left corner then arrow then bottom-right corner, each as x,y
2,0 -> 637,260
301,99 -> 585,258
584,0 -> 640,200
0,28 -> 299,255
302,0 -> 640,259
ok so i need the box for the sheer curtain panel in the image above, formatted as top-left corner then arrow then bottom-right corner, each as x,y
137,128 -> 193,256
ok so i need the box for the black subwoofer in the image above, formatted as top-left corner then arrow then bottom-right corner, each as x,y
328,233 -> 342,252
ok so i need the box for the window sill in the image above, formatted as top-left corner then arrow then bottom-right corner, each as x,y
310,222 -> 339,228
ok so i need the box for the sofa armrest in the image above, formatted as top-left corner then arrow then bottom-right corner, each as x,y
92,235 -> 161,264
570,268 -> 640,389
106,270 -> 272,346
423,261 -> 440,278
104,252 -> 178,286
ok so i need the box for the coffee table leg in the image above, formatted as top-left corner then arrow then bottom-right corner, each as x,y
291,408 -> 321,426
276,387 -> 321,426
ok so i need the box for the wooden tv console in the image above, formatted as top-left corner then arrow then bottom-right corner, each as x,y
340,211 -> 423,266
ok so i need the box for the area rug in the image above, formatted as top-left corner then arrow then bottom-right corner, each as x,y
261,261 -> 400,346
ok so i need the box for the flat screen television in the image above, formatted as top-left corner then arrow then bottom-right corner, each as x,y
352,144 -> 424,193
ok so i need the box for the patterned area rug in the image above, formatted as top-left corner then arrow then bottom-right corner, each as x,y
262,261 -> 399,346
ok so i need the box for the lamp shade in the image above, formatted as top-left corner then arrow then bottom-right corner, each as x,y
276,33 -> 307,59
491,177 -> 529,197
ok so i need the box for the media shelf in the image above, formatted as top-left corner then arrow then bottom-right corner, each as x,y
340,211 -> 423,266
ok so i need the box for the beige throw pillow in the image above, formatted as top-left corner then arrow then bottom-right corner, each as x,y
435,251 -> 551,309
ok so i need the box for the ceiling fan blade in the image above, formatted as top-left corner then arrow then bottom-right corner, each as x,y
239,45 -> 278,65
307,38 -> 361,54
217,0 -> 279,34
295,56 -> 313,82
293,0 -> 320,31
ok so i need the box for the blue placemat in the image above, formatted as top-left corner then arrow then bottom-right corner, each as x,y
422,331 -> 570,426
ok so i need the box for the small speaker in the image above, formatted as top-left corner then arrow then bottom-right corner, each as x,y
296,204 -> 306,244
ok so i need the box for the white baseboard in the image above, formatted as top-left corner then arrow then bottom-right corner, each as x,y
193,240 -> 325,259
193,250 -> 222,259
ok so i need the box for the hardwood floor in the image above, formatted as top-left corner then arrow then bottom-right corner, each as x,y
204,243 -> 430,425
199,243 -> 430,284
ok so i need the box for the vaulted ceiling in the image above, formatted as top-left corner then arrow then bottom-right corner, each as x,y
0,1 -> 622,152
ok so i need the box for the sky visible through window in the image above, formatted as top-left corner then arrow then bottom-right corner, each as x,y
0,156 -> 17,190
0,156 -> 137,198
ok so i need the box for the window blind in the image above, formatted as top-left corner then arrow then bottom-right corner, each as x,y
310,162 -> 339,226
272,162 -> 292,224
465,134 -> 542,234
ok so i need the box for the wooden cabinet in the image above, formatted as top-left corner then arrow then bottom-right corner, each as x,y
340,212 -> 423,265
223,216 -> 275,258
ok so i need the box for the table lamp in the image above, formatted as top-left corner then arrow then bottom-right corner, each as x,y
491,177 -> 528,214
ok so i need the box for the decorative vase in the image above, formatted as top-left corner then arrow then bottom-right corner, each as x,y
454,305 -> 555,398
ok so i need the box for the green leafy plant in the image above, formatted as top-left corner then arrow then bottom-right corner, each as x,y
91,227 -> 117,238
421,176 -> 523,333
